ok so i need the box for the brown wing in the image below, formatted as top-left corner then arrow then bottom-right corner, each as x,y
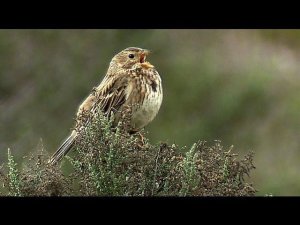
76,73 -> 130,125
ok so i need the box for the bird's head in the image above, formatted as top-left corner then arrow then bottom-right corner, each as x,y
110,47 -> 154,70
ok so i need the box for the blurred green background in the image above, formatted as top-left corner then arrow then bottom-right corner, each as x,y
1,29 -> 300,195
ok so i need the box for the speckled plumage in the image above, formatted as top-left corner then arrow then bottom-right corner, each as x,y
49,47 -> 163,164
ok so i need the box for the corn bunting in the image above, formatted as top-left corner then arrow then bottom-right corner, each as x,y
49,47 -> 163,164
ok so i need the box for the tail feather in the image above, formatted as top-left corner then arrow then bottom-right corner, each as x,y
49,132 -> 77,165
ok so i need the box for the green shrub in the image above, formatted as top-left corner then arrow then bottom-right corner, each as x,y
0,110 -> 256,196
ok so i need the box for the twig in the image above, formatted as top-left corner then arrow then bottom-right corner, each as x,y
151,147 -> 161,195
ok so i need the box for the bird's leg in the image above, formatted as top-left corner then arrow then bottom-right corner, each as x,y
129,130 -> 146,148
137,131 -> 146,146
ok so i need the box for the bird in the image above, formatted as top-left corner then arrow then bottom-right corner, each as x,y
49,47 -> 163,165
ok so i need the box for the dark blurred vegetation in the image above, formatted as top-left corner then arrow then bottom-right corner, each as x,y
0,29 -> 300,195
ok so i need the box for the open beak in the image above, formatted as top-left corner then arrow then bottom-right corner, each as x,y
140,50 -> 154,69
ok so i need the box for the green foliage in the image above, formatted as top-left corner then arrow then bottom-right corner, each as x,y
0,110 -> 256,196
180,143 -> 199,196
7,149 -> 21,196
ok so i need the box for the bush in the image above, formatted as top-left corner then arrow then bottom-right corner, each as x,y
0,109 -> 256,196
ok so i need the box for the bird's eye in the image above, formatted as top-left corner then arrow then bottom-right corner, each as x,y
128,54 -> 135,59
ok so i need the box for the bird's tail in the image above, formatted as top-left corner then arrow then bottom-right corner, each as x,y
49,131 -> 77,165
